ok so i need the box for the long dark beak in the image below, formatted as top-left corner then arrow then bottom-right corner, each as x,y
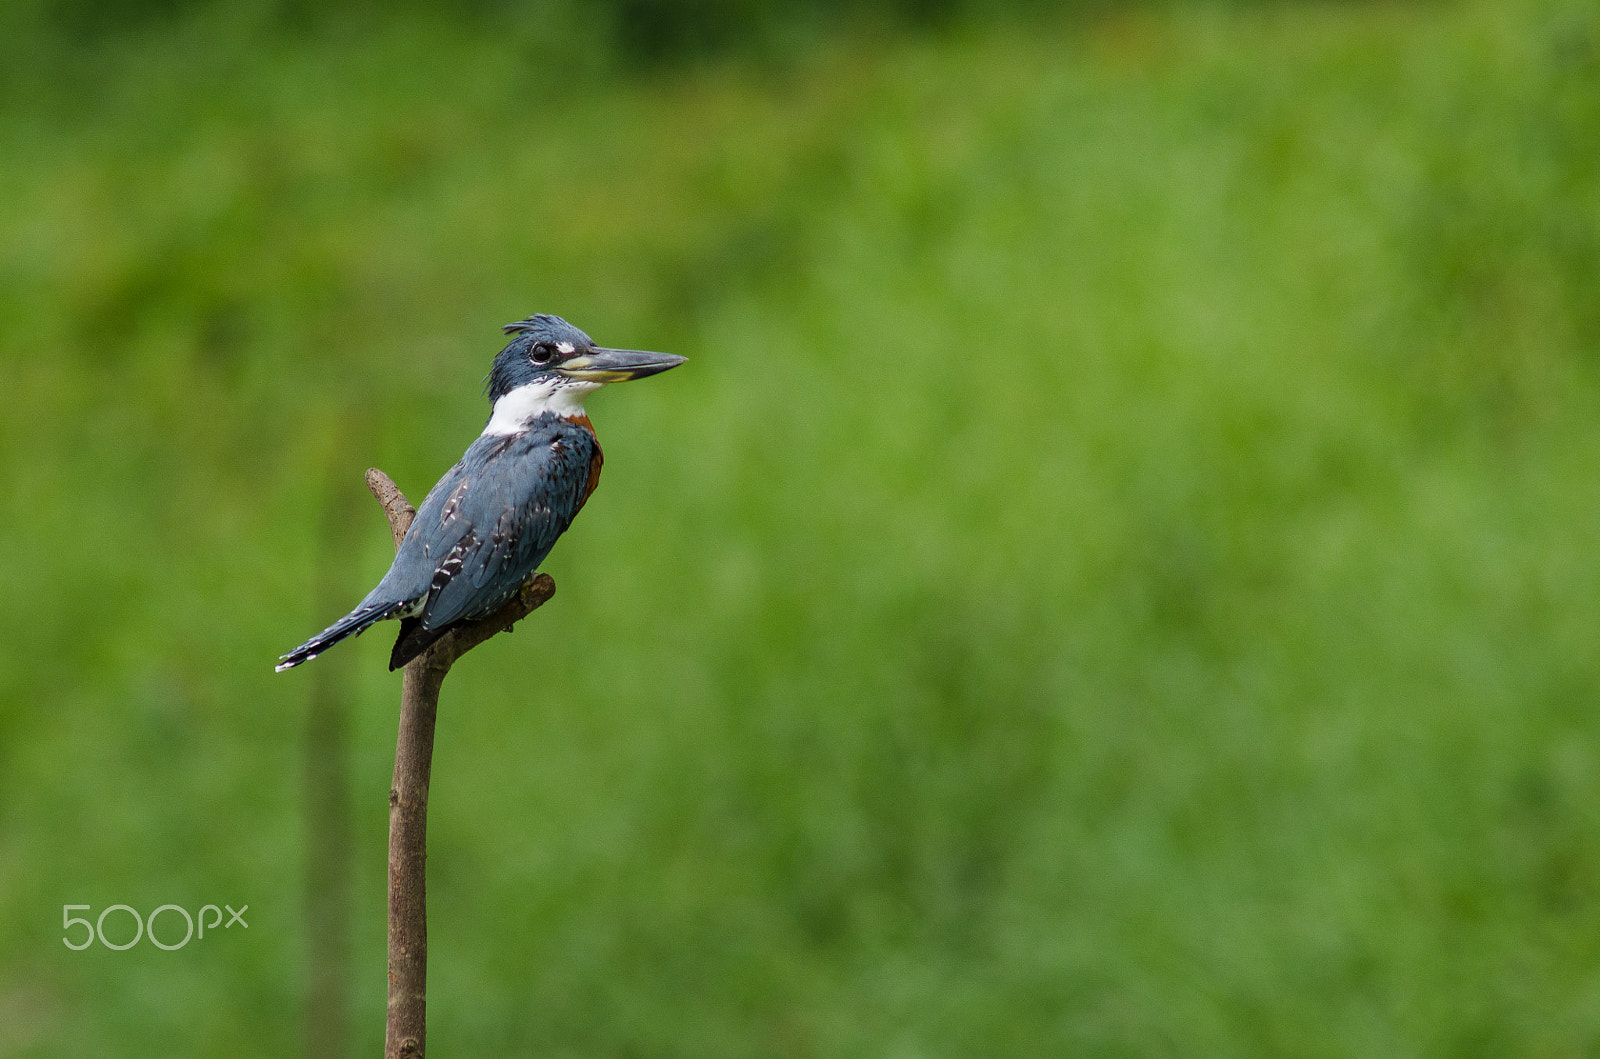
556,348 -> 686,383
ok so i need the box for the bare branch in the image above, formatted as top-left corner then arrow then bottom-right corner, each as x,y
373,470 -> 554,1059
366,467 -> 416,550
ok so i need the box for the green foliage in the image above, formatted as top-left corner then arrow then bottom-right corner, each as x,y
3,0 -> 1600,1054
1,0 -> 1067,67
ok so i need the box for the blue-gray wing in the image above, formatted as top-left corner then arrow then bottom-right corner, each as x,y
397,419 -> 597,630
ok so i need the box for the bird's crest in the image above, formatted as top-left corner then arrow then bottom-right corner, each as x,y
503,314 -> 564,336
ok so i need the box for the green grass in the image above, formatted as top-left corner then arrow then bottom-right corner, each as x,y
3,0 -> 1600,1054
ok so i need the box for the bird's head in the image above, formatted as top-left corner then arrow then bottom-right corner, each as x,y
484,314 -> 685,433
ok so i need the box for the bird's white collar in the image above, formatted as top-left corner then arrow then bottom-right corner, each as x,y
482,379 -> 599,435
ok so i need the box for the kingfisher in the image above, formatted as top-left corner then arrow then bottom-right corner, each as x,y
276,314 -> 685,672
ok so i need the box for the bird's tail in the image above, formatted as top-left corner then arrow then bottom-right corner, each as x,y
276,601 -> 396,672
388,618 -> 452,672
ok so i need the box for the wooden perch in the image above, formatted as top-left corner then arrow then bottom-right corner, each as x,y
367,468 -> 555,1059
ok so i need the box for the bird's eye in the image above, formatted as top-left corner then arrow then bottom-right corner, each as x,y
530,343 -> 555,365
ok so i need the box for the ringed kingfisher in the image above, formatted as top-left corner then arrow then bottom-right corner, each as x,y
276,314 -> 685,672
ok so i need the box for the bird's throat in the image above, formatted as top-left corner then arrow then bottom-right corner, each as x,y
482,379 -> 599,435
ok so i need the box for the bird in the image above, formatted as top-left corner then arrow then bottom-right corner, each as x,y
277,313 -> 685,672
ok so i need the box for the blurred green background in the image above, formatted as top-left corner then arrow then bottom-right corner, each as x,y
3,0 -> 1600,1054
